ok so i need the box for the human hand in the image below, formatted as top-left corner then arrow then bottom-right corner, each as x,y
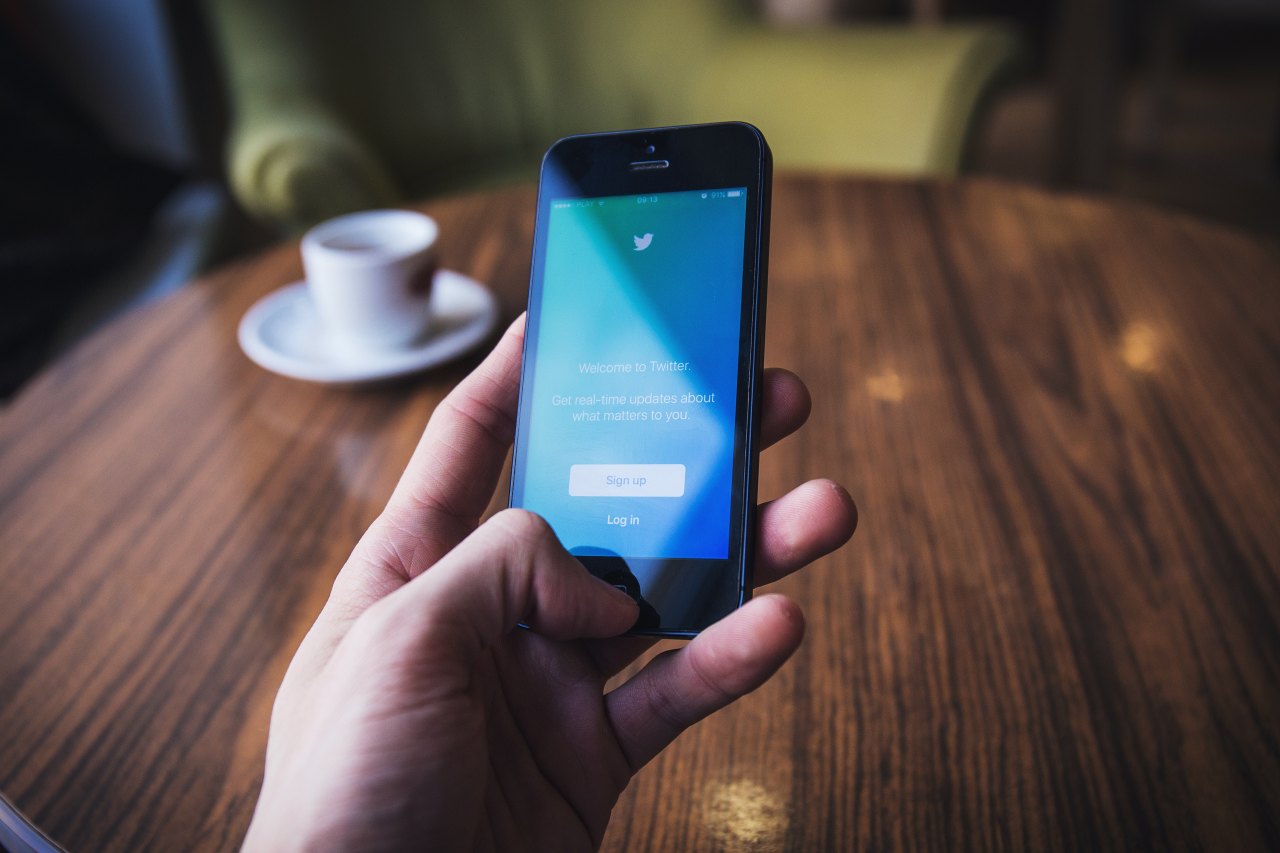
242,316 -> 857,852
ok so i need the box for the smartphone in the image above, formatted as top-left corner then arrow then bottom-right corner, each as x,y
509,122 -> 772,637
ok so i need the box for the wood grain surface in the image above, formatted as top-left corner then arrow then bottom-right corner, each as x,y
1,176 -> 1278,851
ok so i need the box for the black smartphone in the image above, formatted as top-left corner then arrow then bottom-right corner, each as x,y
509,122 -> 772,637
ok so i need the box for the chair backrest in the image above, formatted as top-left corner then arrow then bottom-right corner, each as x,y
210,0 -> 747,191
206,0 -> 1023,228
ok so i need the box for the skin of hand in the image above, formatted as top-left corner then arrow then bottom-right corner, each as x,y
242,315 -> 857,852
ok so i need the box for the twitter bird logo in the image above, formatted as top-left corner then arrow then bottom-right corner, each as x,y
633,233 -> 653,252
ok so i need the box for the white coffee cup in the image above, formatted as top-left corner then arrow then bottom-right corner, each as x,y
301,209 -> 440,353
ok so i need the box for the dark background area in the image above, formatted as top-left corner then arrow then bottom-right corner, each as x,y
1,0 -> 1277,399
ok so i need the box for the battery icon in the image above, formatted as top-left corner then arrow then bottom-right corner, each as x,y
727,190 -> 742,197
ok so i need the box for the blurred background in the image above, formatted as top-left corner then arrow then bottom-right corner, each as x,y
2,0 -> 1277,399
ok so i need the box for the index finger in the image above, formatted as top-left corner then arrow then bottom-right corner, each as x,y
379,313 -> 528,570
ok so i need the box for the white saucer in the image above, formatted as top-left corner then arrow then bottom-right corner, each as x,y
237,270 -> 500,384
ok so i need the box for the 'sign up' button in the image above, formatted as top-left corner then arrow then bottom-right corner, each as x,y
568,464 -> 686,498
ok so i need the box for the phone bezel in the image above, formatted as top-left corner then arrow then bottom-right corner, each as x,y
510,122 -> 772,637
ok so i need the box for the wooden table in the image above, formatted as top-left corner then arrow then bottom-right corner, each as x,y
2,176 -> 1278,851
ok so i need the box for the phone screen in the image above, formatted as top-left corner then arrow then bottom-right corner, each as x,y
513,187 -> 748,560
511,123 -> 770,635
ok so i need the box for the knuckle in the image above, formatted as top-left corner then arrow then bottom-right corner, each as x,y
486,509 -> 568,608
686,643 -> 738,705
490,507 -> 556,548
345,598 -> 392,649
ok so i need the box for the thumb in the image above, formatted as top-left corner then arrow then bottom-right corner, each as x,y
392,508 -> 639,659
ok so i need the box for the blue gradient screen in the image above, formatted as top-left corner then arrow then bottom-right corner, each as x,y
515,187 -> 749,559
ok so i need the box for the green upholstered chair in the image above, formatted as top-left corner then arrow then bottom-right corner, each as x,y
203,0 -> 1020,230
